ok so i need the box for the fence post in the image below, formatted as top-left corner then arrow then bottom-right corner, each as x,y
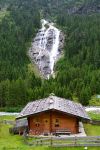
74,136 -> 77,146
37,140 -> 38,146
51,137 -> 53,147
40,139 -> 42,146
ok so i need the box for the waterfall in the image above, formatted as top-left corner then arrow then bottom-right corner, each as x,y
49,26 -> 60,75
29,19 -> 62,79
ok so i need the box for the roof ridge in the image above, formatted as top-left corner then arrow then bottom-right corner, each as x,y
29,95 -> 81,107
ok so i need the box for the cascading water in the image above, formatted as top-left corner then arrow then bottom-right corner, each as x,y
29,19 -> 63,79
49,26 -> 60,75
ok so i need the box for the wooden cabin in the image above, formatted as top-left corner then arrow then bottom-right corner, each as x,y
16,95 -> 90,135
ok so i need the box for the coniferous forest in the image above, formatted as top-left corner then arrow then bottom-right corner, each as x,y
0,0 -> 100,111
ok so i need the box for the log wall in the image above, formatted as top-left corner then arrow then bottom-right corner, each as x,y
28,110 -> 79,135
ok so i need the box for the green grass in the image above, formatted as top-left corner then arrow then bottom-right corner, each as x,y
0,116 -> 100,150
88,112 -> 100,120
0,115 -> 16,121
84,123 -> 100,136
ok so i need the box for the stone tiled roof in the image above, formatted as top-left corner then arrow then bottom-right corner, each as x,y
16,96 -> 90,120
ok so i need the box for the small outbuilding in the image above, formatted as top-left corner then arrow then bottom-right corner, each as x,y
9,118 -> 28,135
16,95 -> 90,135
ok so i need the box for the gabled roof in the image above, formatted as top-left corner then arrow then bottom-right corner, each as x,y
16,96 -> 90,120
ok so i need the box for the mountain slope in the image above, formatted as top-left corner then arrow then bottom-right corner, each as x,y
0,0 -> 100,109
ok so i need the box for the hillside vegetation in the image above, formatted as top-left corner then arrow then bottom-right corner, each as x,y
0,0 -> 100,110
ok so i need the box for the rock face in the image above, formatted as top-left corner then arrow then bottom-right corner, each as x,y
28,19 -> 64,79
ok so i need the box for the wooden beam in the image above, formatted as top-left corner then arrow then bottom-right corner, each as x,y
50,111 -> 52,134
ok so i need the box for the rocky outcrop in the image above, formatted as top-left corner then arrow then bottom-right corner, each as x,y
28,19 -> 64,79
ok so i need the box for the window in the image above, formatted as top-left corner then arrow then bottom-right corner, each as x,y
55,119 -> 60,127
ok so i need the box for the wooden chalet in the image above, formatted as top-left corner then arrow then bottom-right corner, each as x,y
16,95 -> 90,135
